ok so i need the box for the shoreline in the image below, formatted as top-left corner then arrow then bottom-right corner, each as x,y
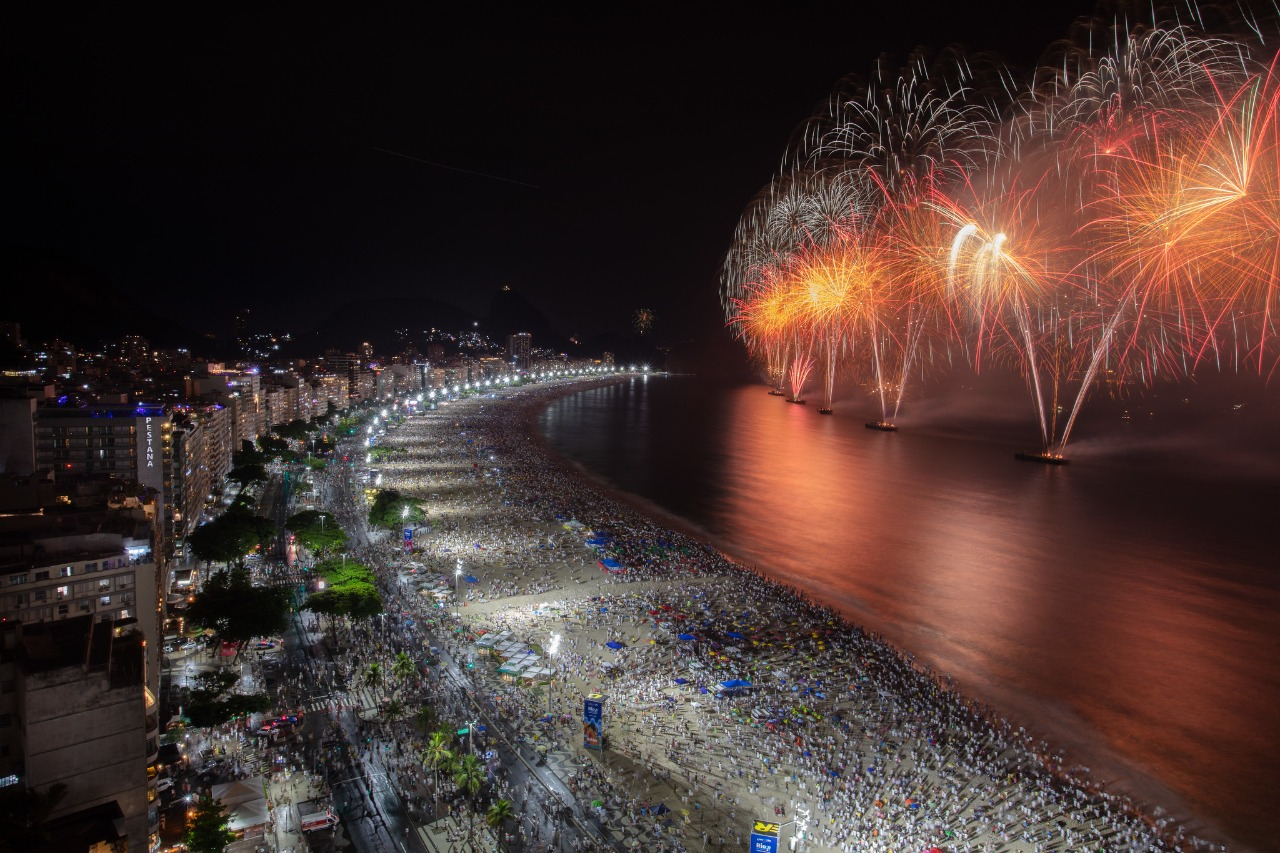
378,378 -> 1230,852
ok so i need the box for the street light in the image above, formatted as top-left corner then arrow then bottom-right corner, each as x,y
455,566 -> 462,597
547,632 -> 561,715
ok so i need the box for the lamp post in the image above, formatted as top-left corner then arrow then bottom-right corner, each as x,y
455,566 -> 462,597
547,633 -> 561,715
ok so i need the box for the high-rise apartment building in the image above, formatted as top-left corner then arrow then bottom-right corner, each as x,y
507,332 -> 532,372
33,402 -> 173,551
6,616 -> 158,853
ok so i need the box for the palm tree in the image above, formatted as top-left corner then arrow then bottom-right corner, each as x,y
486,798 -> 515,850
453,753 -> 486,838
362,662 -> 384,698
382,697 -> 406,721
391,650 -> 415,684
412,703 -> 437,734
420,728 -> 454,811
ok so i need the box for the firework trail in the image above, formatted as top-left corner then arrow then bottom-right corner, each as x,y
722,2 -> 1280,456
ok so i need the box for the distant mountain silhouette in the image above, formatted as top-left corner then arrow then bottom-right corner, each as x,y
290,286 -> 592,358
485,286 -> 570,352
286,296 -> 482,356
1,246 -> 202,349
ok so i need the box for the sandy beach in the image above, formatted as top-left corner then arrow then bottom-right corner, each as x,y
360,377 -> 1217,852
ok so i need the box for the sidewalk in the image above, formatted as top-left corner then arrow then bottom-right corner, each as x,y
266,766 -> 326,852
416,813 -> 497,852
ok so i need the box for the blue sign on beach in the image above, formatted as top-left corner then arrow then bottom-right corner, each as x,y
583,699 -> 603,750
750,833 -> 778,853
751,820 -> 780,853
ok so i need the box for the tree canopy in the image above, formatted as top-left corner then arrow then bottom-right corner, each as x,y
274,418 -> 315,441
183,670 -> 272,728
286,509 -> 348,556
185,797 -> 236,853
226,440 -> 268,490
303,557 -> 382,621
367,489 -> 425,529
186,567 -> 290,656
187,509 -> 277,569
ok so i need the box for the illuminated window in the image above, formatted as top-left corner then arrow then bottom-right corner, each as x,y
60,566 -> 73,577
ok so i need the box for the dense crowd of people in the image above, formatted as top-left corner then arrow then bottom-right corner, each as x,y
315,381 -> 1220,853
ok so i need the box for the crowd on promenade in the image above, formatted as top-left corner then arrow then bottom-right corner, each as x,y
326,382 -> 1222,853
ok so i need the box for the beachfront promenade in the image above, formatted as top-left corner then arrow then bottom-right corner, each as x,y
327,377 -> 1218,853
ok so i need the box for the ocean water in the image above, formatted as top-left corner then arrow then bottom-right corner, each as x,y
537,373 -> 1280,852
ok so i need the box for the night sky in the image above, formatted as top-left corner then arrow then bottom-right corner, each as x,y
5,3 -> 1089,348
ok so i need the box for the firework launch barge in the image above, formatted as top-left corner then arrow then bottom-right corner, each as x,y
1014,450 -> 1070,465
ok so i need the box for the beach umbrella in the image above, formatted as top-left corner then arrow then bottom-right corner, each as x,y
674,677 -> 689,685
677,633 -> 696,642
592,799 -> 604,808
464,575 -> 479,583
605,641 -> 624,650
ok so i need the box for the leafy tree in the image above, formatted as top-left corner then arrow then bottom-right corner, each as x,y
227,440 -> 268,490
303,583 -> 381,623
304,558 -> 382,623
367,489 -> 424,529
0,782 -> 68,852
185,796 -> 236,853
186,568 -> 290,661
368,445 -> 402,462
382,697 -> 406,721
188,512 -> 276,570
257,433 -> 288,458
286,510 -> 348,556
274,419 -> 314,441
184,671 -> 272,728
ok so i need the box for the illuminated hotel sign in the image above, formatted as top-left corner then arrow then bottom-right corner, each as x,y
144,417 -> 155,468
134,409 -> 169,498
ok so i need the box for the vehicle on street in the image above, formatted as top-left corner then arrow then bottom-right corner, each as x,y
298,798 -> 339,832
